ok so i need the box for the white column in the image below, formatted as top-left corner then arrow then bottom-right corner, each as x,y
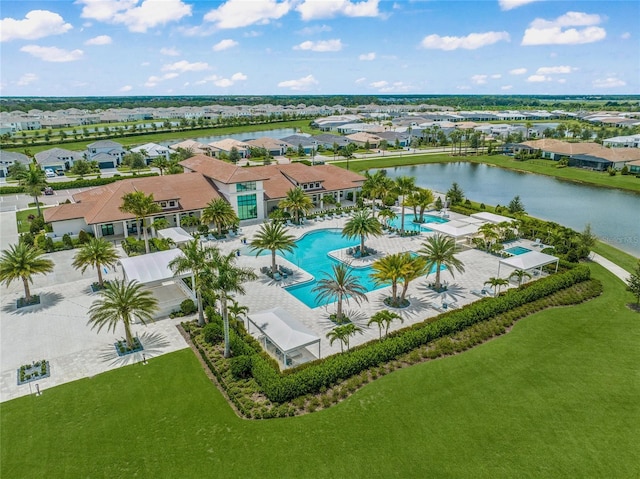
175,213 -> 181,227
123,221 -> 128,238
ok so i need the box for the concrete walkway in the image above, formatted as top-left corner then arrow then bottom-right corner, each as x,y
590,253 -> 632,283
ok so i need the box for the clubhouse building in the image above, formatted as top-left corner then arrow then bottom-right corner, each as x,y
44,155 -> 365,239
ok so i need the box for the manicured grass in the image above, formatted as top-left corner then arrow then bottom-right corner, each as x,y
337,153 -> 640,193
15,208 -> 41,233
1,265 -> 638,478
592,240 -> 638,274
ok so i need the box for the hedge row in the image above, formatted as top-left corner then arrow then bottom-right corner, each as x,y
0,172 -> 159,195
250,264 -> 591,403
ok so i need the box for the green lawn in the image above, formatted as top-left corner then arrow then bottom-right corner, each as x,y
15,207 -> 42,233
591,240 -> 638,274
1,264 -> 638,478
337,153 -> 640,193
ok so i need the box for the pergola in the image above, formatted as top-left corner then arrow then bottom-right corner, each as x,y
497,250 -> 559,277
157,227 -> 193,246
470,212 -> 515,224
247,307 -> 321,369
118,249 -> 194,318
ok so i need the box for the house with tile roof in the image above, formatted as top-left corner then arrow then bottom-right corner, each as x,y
180,155 -> 365,217
521,139 -> 640,170
43,173 -> 222,240
208,138 -> 250,159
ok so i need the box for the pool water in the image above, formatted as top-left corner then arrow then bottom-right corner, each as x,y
258,228 -> 441,309
385,213 -> 449,232
504,246 -> 531,255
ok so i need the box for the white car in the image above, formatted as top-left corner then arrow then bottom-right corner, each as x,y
45,170 -> 56,178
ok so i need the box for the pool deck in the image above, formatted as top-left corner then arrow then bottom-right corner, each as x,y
0,207 -> 535,402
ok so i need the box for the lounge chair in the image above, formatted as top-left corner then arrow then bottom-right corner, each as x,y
273,272 -> 283,281
533,238 -> 541,247
471,288 -> 492,297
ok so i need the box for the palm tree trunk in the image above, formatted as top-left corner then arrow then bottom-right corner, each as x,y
196,289 -> 204,326
360,235 -> 365,257
400,281 -> 409,302
97,264 -> 104,286
271,250 -> 277,274
142,218 -> 150,254
435,266 -> 441,290
34,192 -> 41,217
400,200 -> 406,234
336,296 -> 343,323
222,294 -> 230,358
22,277 -> 31,303
124,319 -> 135,350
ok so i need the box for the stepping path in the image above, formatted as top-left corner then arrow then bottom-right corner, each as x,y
590,253 -> 631,283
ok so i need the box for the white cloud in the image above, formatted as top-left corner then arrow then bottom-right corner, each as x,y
194,72 -> 247,87
376,81 -> 412,93
522,11 -> 606,45
161,60 -> 210,72
498,0 -> 540,11
557,78 -> 566,84
231,72 -> 247,81
0,10 -> 72,42
621,32 -> 631,40
491,74 -> 502,79
355,77 -> 366,84
204,0 -> 292,29
17,73 -> 38,86
471,74 -> 488,85
592,77 -> 626,88
214,78 -> 233,87
359,52 -> 376,61
294,39 -> 342,52
501,85 -> 513,90
20,45 -> 84,62
85,35 -> 112,45
212,39 -> 239,51
296,0 -> 380,20
421,31 -> 510,50
536,65 -> 574,74
277,74 -> 319,91
160,47 -> 180,56
370,80 -> 388,88
526,74 -> 551,82
457,85 -> 471,90
297,25 -> 332,35
119,85 -> 133,92
509,68 -> 527,75
77,0 -> 192,33
243,31 -> 261,37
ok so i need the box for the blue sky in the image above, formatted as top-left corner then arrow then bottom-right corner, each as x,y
1,0 -> 638,97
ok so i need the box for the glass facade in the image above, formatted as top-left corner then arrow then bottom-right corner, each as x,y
236,181 -> 256,192
237,194 -> 257,220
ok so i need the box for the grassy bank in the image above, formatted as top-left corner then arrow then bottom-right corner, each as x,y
2,265 -> 638,478
336,153 -> 640,194
592,241 -> 638,274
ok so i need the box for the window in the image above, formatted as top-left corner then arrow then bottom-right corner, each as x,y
160,202 -> 167,208
315,182 -> 320,188
303,184 -> 308,190
101,224 -> 114,236
237,194 -> 257,220
236,181 -> 256,192
169,200 -> 176,207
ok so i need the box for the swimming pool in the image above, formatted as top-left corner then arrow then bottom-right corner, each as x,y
257,228 -> 442,309
504,245 -> 531,255
385,213 -> 449,232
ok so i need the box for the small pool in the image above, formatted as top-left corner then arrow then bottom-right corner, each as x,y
385,213 -> 448,232
504,246 -> 531,255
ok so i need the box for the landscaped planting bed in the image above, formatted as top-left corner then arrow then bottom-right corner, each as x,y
17,360 -> 50,385
184,264 -> 599,417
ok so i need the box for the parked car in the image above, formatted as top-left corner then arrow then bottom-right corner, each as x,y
45,170 -> 56,178
44,187 -> 54,195
56,170 -> 64,176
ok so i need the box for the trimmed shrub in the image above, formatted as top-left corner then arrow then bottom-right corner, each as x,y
62,233 -> 74,249
180,299 -> 197,315
229,356 -> 252,379
203,322 -> 224,344
77,230 -> 90,244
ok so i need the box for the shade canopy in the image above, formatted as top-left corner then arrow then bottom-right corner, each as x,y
119,249 -> 187,285
426,220 -> 479,238
498,250 -> 559,275
157,227 -> 193,245
470,212 -> 515,224
248,307 -> 320,355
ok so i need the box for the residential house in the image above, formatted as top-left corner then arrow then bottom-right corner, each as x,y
245,137 -> 290,157
130,143 -> 171,164
86,140 -> 126,168
34,148 -> 83,173
603,135 -> 640,148
280,134 -> 318,155
314,133 -> 352,150
208,138 -> 250,159
346,132 -> 383,149
0,150 -> 30,178
169,139 -> 211,156
521,139 -> 640,170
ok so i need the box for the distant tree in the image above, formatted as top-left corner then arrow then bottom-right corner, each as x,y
122,151 -> 146,174
151,156 -> 169,175
509,269 -> 532,287
229,146 -> 241,163
119,191 -> 161,254
297,143 -> 306,157
279,187 -> 314,225
368,310 -> 403,340
201,198 -> 238,236
446,182 -> 464,206
326,323 -> 363,353
18,164 -> 47,216
507,195 -> 526,214
70,159 -> 95,178
394,176 -> 416,234
484,277 -> 510,295
7,161 -> 27,180
626,260 -> 640,305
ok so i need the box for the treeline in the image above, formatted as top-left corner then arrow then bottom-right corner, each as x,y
2,95 -> 639,114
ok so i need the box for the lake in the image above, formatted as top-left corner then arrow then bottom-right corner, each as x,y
380,162 -> 640,257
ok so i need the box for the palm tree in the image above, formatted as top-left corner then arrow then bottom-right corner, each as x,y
362,170 -> 394,217
477,223 -> 499,251
151,156 -> 169,175
201,198 -> 238,237
87,279 -> 158,350
0,243 -> 54,303
228,299 -> 249,325
509,269 -> 532,287
72,237 -> 119,287
419,235 -> 466,291
399,255 -> 427,303
326,323 -> 363,353
250,222 -> 297,275
18,164 -> 47,217
119,191 -> 161,254
410,188 -> 434,223
279,187 -> 314,224
168,239 -> 210,326
368,310 -> 403,340
342,209 -> 382,257
377,209 -> 396,228
484,277 -> 509,295
312,263 -> 368,323
394,176 -> 416,235
371,252 -> 410,306
209,248 -> 257,358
